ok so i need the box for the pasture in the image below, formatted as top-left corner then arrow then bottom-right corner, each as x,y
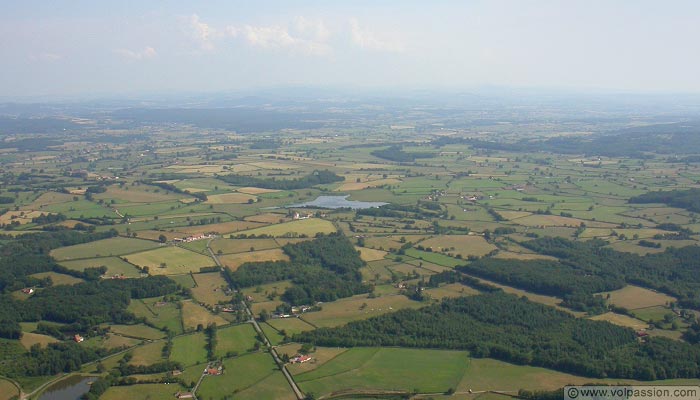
19,332 -> 58,349
191,272 -> 230,306
234,218 -> 336,237
197,353 -> 279,399
417,235 -> 497,258
181,301 -> 228,330
109,324 -> 165,340
296,347 -> 469,395
59,256 -> 141,278
127,298 -> 182,334
125,246 -> 215,274
215,324 -> 259,356
50,237 -> 159,260
300,293 -> 425,328
29,272 -> 83,286
100,383 -> 183,400
600,285 -> 676,310
219,248 -> 289,271
171,332 -> 208,366
209,238 -> 279,254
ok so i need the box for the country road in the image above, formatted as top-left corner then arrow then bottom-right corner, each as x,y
207,239 -> 305,400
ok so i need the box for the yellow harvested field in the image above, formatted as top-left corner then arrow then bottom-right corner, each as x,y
124,247 -> 215,275
181,301 -> 228,330
0,210 -> 52,225
95,186 -> 184,203
179,220 -> 265,235
244,213 -> 288,224
20,332 -> 59,349
418,235 -> 497,258
600,285 -> 676,310
355,246 -> 388,262
249,161 -> 301,170
498,211 -> 532,220
493,251 -> 557,261
191,272 -> 230,306
227,164 -> 261,172
336,178 -> 402,191
235,218 -> 336,238
27,192 -> 75,208
589,312 -> 648,330
205,192 -> 257,204
220,249 -> 289,271
30,272 -> 83,286
280,344 -> 348,374
237,187 -> 282,194
166,165 -> 229,174
424,283 -> 479,300
514,214 -> 615,228
301,294 -> 425,328
210,238 -> 279,254
0,379 -> 19,400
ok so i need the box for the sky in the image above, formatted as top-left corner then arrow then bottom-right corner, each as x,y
1,0 -> 699,98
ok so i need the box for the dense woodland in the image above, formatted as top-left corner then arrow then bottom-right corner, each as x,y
295,292 -> 700,380
224,234 -> 369,305
217,169 -> 343,190
629,188 -> 700,213
0,230 -> 181,341
458,258 -> 621,312
370,145 -> 436,162
519,237 -> 700,309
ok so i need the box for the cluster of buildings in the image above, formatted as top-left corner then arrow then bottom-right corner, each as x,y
172,233 -> 216,243
289,355 -> 312,364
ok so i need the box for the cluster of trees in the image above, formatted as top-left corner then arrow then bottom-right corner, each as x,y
295,292 -> 700,380
370,145 -> 436,162
438,121 -> 700,157
141,180 -> 207,201
218,170 -> 342,190
457,258 -> 622,313
0,342 -> 108,378
224,234 -> 369,305
630,188 -> 700,213
521,237 -> 700,309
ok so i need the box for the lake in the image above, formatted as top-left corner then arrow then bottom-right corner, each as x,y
287,195 -> 387,209
38,375 -> 97,400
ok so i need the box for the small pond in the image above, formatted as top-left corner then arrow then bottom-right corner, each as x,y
38,375 -> 97,400
286,195 -> 387,209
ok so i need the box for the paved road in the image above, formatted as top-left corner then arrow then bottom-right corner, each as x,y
207,240 -> 305,400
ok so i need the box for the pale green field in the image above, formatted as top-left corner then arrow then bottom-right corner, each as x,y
124,246 -> 215,274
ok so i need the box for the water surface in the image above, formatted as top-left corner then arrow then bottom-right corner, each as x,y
38,375 -> 96,400
287,195 -> 387,209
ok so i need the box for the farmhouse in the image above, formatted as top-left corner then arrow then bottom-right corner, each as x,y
73,334 -> 84,343
206,367 -> 222,375
290,355 -> 312,364
175,392 -> 194,399
21,288 -> 34,294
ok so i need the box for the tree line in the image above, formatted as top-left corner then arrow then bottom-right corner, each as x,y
295,292 -> 700,380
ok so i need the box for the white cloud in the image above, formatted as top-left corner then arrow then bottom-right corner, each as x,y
114,46 -> 157,60
241,23 -> 331,56
30,53 -> 62,62
349,18 -> 404,53
183,14 -> 331,56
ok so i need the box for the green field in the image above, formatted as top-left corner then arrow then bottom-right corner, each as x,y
59,256 -> 141,277
50,237 -> 159,260
124,246 -> 215,275
101,383 -> 186,400
197,352 -> 279,399
233,218 -> 336,237
127,298 -> 183,334
403,248 -> 463,267
296,347 -> 469,395
171,332 -> 208,367
215,324 -> 259,357
109,324 -> 165,340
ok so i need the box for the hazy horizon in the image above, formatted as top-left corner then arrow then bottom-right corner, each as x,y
2,0 -> 700,98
